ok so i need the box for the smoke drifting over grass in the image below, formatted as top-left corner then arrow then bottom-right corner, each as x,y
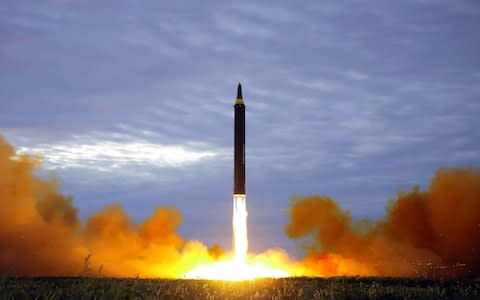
286,169 -> 480,277
0,137 -> 222,277
1,135 -> 478,278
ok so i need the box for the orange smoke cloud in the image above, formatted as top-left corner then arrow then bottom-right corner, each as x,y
2,134 -> 478,279
285,168 -> 480,278
0,137 -> 221,277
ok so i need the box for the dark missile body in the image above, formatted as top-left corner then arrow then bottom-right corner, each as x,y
234,83 -> 245,195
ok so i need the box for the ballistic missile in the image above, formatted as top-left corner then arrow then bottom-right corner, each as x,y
234,83 -> 245,195
233,83 -> 247,264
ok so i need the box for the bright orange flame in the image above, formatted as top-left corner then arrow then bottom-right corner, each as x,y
185,194 -> 293,280
185,257 -> 289,280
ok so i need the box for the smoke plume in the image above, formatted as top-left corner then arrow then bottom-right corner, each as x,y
286,168 -> 480,277
1,135 -> 478,278
0,137 -> 221,277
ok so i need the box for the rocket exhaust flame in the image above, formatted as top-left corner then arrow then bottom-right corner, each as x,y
233,194 -> 247,264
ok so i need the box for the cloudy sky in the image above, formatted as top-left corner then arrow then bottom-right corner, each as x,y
1,0 -> 479,254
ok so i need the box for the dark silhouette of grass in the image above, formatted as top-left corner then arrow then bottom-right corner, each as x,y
0,276 -> 478,299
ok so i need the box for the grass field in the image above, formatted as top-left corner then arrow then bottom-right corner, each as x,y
0,276 -> 479,299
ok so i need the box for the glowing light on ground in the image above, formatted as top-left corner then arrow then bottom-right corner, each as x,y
185,194 -> 291,280
185,258 -> 289,280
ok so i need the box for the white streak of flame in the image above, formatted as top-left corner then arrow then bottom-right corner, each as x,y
233,194 -> 247,264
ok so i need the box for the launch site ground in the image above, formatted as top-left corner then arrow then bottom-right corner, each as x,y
1,276 -> 479,299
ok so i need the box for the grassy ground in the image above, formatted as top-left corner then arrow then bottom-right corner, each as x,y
0,276 -> 479,300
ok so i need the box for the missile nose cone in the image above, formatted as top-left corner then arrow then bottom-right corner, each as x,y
235,83 -> 244,105
237,83 -> 243,100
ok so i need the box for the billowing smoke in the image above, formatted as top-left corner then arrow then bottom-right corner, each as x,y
2,135 -> 478,278
286,168 -> 480,278
0,137 -> 222,277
